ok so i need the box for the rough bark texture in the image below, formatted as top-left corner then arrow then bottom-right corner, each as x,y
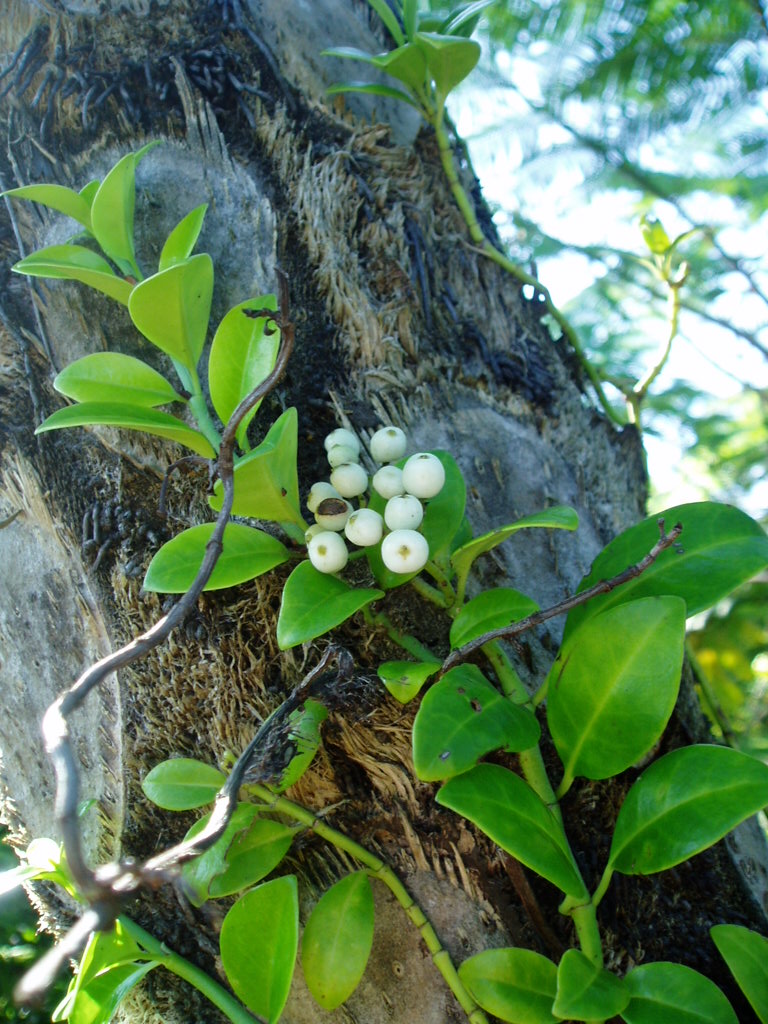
0,2 -> 765,1022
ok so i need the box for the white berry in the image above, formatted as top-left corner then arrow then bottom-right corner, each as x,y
315,497 -> 352,531
344,508 -> 384,547
381,529 -> 429,574
384,494 -> 424,531
305,523 -> 325,542
372,465 -> 405,500
402,453 -> 445,499
324,428 -> 360,457
370,426 -> 407,463
330,462 -> 368,498
327,443 -> 359,468
308,531 -> 348,573
306,481 -> 342,514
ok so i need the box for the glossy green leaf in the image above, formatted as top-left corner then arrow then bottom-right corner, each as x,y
458,947 -> 559,1024
79,180 -> 100,206
276,560 -> 383,650
90,148 -> 152,275
437,763 -> 588,899
159,203 -> 208,270
128,254 -> 214,371
362,0 -> 405,45
210,407 -> 302,524
441,0 -> 496,37
621,961 -> 739,1023
641,215 -> 672,255
181,803 -> 260,907
141,757 -> 225,810
378,659 -> 440,703
208,294 -> 280,449
325,80 -> 423,110
563,503 -> 768,641
53,352 -> 183,406
553,949 -> 628,1021
34,401 -> 215,457
450,588 -> 540,649
209,818 -> 297,899
414,32 -> 481,99
302,872 -> 374,1010
451,505 -> 578,593
376,42 -> 428,92
548,596 -> 686,786
710,924 -> 768,1023
143,522 -> 289,594
413,664 -> 540,781
12,244 -> 133,304
2,183 -> 92,230
220,875 -> 299,1023
402,0 -> 418,40
608,745 -> 768,876
274,699 -> 329,791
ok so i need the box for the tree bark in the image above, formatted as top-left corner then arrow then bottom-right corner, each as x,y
0,2 -> 765,1022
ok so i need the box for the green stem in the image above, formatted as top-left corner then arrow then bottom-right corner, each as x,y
481,640 -> 528,703
118,916 -> 259,1024
172,357 -> 223,454
410,575 -> 449,608
430,117 -> 622,427
627,276 -> 683,426
422,559 -> 457,607
245,784 -> 489,1024
363,605 -> 439,662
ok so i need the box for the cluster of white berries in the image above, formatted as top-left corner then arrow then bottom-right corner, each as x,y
304,425 -> 445,576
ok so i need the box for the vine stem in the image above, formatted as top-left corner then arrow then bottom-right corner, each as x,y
430,117 -> 623,426
118,917 -> 260,1024
245,784 -> 489,1024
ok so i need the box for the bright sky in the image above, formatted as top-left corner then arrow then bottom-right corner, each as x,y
447,48 -> 768,519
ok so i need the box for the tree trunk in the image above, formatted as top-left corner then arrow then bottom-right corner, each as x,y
0,2 -> 765,1022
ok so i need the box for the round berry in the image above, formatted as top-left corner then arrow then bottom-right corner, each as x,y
381,529 -> 429,574
306,481 -> 342,514
330,462 -> 368,498
370,425 -> 407,463
308,531 -> 348,574
344,508 -> 384,547
384,494 -> 424,531
327,443 -> 359,468
304,523 -> 325,542
315,497 -> 352,531
402,452 -> 445,499
324,428 -> 360,457
372,465 -> 405,500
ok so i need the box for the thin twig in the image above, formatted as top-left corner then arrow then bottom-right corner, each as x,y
442,519 -> 683,673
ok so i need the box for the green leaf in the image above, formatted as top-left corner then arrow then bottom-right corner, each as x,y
12,244 -> 133,304
143,522 -> 289,594
553,949 -> 628,1021
181,803 -> 260,907
53,353 -> 183,406
412,664 -> 540,781
548,596 -> 686,786
363,0 -> 405,45
90,146 -> 158,276
450,588 -> 540,649
451,505 -> 578,594
378,659 -> 440,703
2,183 -> 92,230
325,81 -> 423,111
437,763 -> 588,899
641,215 -> 672,255
374,42 -> 428,92
208,294 -> 280,449
209,818 -> 297,899
621,961 -> 739,1023
414,32 -> 481,99
440,1 -> 497,37
276,560 -> 383,650
608,745 -> 768,876
141,757 -> 225,810
128,254 -> 214,372
210,407 -> 302,524
159,203 -> 208,270
34,401 -> 215,457
458,947 -> 559,1024
710,925 -> 768,1023
402,0 -> 418,40
563,503 -> 768,642
220,876 -> 299,1023
274,699 -> 329,792
302,872 -> 374,1010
